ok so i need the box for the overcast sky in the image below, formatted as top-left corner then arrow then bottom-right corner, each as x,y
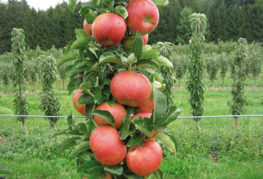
1,0 -> 88,10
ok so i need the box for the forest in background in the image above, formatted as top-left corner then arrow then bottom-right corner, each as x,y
0,0 -> 263,54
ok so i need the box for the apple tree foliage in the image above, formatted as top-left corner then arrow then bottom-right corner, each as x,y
11,28 -> 29,136
55,0 -> 180,178
228,38 -> 248,129
39,55 -> 61,131
186,13 -> 207,133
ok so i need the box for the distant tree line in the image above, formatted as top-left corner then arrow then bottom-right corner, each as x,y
0,0 -> 82,54
0,0 -> 263,54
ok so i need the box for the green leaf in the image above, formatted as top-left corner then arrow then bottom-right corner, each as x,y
77,94 -> 94,105
164,108 -> 181,126
72,141 -> 90,158
127,135 -> 144,147
127,53 -> 137,66
53,129 -> 68,137
152,0 -> 169,6
67,77 -> 82,94
115,5 -> 128,19
153,88 -> 167,122
155,132 -> 176,154
79,160 -> 105,178
57,136 -> 81,153
148,169 -> 164,179
85,10 -> 97,24
94,88 -> 102,103
132,32 -> 143,58
99,52 -> 122,65
76,122 -> 88,135
0,167 -> 12,174
119,117 -> 131,140
125,174 -> 144,179
132,117 -> 153,137
67,113 -> 76,128
68,0 -> 77,13
58,51 -> 78,67
104,165 -> 123,176
92,110 -> 115,126
154,56 -> 174,68
71,29 -> 90,50
137,59 -> 160,71
140,47 -> 160,60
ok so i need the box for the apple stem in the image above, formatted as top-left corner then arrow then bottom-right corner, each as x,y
144,176 -> 147,179
129,64 -> 132,71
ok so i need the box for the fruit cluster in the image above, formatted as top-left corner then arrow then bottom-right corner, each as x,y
58,0 -> 179,178
83,0 -> 158,47
73,0 -> 162,177
73,70 -> 161,177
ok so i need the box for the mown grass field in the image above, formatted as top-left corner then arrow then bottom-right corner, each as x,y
0,79 -> 263,179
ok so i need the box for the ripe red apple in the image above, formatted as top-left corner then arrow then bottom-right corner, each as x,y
126,0 -> 159,35
89,126 -> 127,166
73,89 -> 86,115
126,140 -> 162,176
110,71 -> 152,107
142,34 -> 149,45
83,19 -> 92,37
138,98 -> 154,113
93,102 -> 127,128
92,13 -> 126,46
83,173 -> 112,179
131,112 -> 152,120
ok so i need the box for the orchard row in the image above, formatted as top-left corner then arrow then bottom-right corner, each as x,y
1,41 -> 262,92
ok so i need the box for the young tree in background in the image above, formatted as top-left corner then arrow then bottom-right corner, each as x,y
187,13 -> 207,135
229,38 -> 248,130
39,55 -> 61,131
11,28 -> 29,136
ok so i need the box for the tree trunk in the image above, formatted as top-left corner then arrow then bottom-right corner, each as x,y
178,79 -> 181,87
53,123 -> 57,131
222,77 -> 225,86
62,79 -> 65,90
235,117 -> 238,130
196,120 -> 201,137
5,85 -> 7,92
22,120 -> 28,136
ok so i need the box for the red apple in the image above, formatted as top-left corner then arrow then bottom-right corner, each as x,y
73,89 -> 86,115
126,140 -> 162,176
94,102 -> 127,128
131,113 -> 152,120
89,126 -> 127,166
142,34 -> 149,45
126,0 -> 159,35
110,71 -> 152,107
138,98 -> 154,113
83,19 -> 92,37
92,13 -> 126,46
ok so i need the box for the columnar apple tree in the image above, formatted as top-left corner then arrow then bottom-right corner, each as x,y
187,13 -> 207,134
57,0 -> 180,178
229,38 -> 248,130
39,55 -> 61,131
11,28 -> 29,136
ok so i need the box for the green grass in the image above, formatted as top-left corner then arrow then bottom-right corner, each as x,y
0,89 -> 263,178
